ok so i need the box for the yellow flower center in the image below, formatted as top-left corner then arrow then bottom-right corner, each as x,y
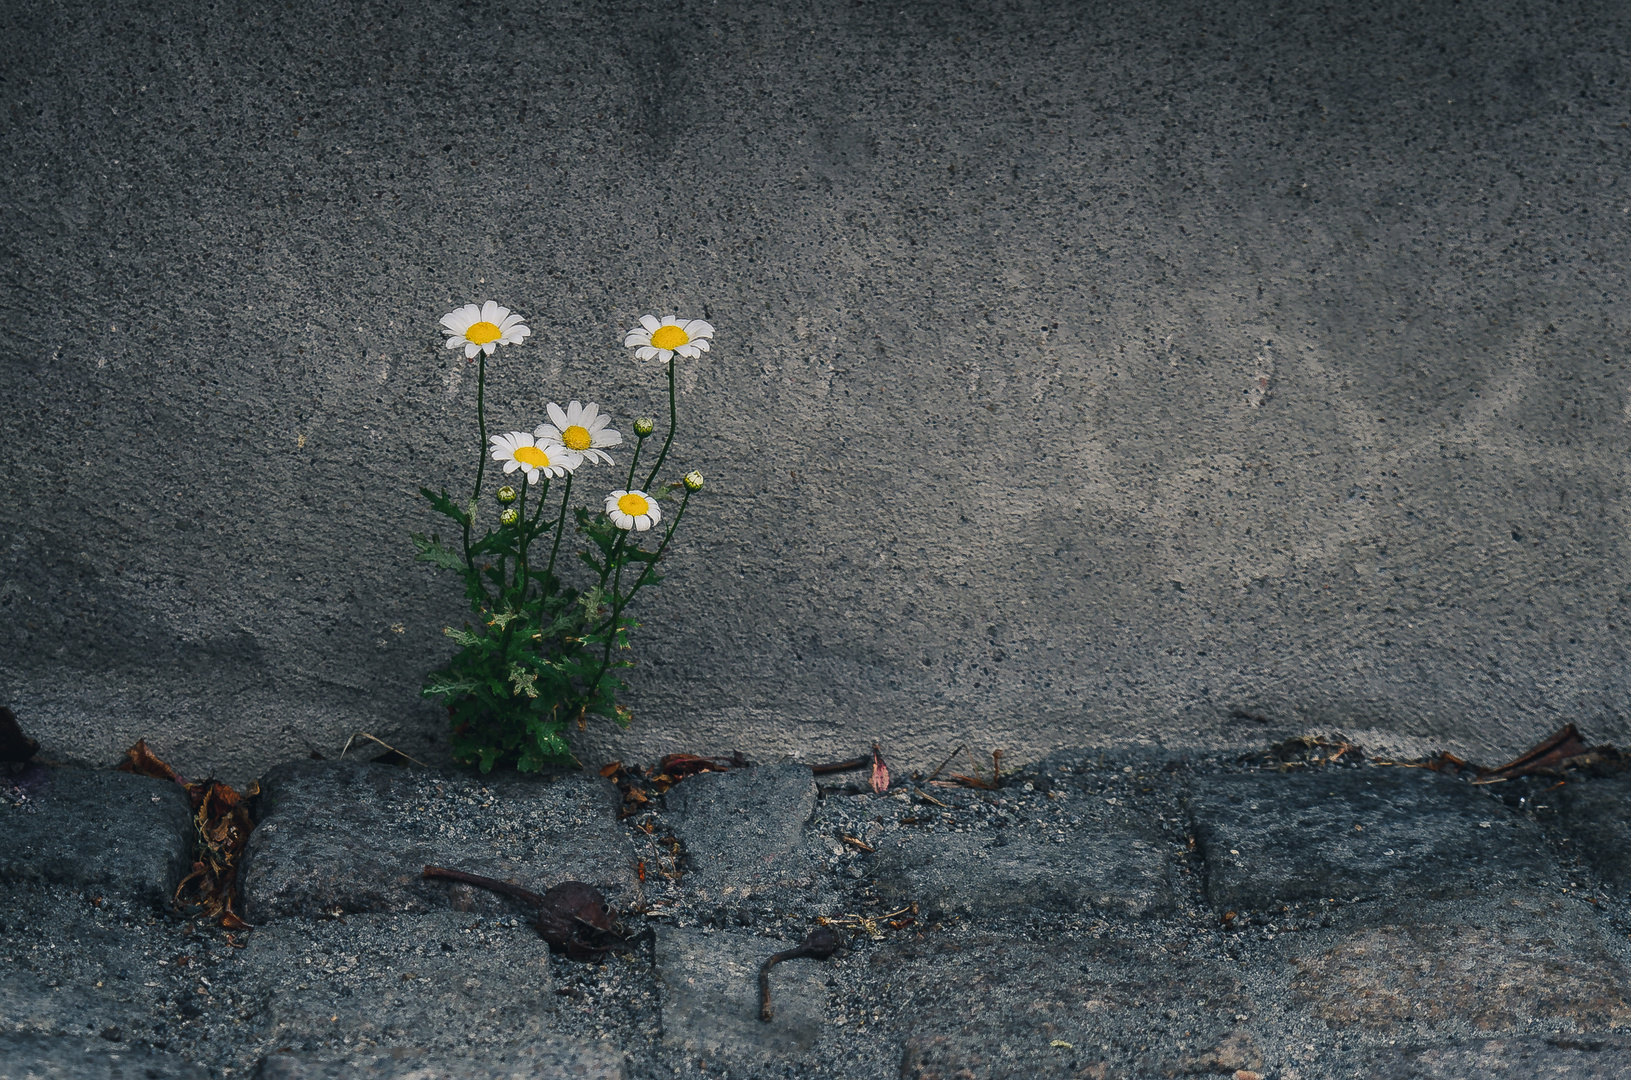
514,445 -> 550,469
465,320 -> 502,345
618,493 -> 650,517
561,425 -> 593,452
650,324 -> 689,351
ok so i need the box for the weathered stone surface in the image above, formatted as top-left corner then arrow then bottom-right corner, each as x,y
0,767 -> 192,903
1284,891 -> 1631,1034
876,934 -> 1255,1080
1558,776 -> 1631,894
240,761 -> 640,920
664,764 -> 817,900
0,1032 -> 208,1080
1188,767 -> 1554,909
1368,1037 -> 1631,1078
253,1040 -> 626,1080
243,912 -> 554,1052
874,811 -> 1174,918
657,927 -> 826,1059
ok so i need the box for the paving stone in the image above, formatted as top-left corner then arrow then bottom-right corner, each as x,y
252,1039 -> 626,1080
0,767 -> 193,904
1282,891 -> 1631,1035
243,912 -> 555,1052
239,761 -> 641,920
875,933 -> 1257,1079
1557,776 -> 1631,893
0,1032 -> 208,1080
656,927 -> 826,1059
873,810 -> 1174,918
664,764 -> 817,901
1366,1037 -> 1631,1078
1187,767 -> 1555,910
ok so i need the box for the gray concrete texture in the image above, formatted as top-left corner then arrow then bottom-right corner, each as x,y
1,0 -> 1627,783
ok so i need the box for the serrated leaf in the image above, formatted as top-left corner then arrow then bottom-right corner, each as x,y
443,626 -> 483,648
508,663 -> 540,699
423,675 -> 480,697
412,532 -> 466,572
421,487 -> 471,527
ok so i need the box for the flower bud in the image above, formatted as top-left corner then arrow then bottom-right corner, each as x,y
633,417 -> 655,439
499,507 -> 520,526
683,470 -> 704,492
496,485 -> 518,504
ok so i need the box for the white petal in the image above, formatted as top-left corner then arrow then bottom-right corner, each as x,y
636,346 -> 658,360
483,341 -> 497,356
677,345 -> 699,358
596,429 -> 623,448
499,312 -> 525,331
578,402 -> 599,426
503,460 -> 520,473
465,342 -> 481,359
655,348 -> 673,362
533,424 -> 563,442
547,402 -> 569,430
624,331 -> 649,347
683,319 -> 715,337
445,336 -> 464,350
481,300 -> 501,323
693,338 -> 711,352
640,314 -> 661,332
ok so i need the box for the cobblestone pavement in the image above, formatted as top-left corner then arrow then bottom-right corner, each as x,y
6,750 -> 1631,1079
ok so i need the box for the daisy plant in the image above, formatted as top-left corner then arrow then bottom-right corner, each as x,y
411,303 -> 710,772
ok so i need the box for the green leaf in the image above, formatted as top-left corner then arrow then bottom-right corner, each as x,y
421,487 -> 471,527
508,663 -> 540,699
412,532 -> 466,572
443,626 -> 483,648
423,674 -> 480,697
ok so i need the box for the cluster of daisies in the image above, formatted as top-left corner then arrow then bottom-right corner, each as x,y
439,301 -> 713,533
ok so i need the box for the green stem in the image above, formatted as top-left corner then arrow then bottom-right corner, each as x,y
464,351 -> 493,606
640,361 -> 678,493
542,473 -> 574,590
510,475 -> 529,598
623,436 -> 647,492
587,489 -> 692,695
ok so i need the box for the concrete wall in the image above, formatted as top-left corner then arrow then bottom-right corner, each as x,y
2,0 -> 1627,785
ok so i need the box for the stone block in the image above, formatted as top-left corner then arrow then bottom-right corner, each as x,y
252,1039 -> 626,1080
656,927 -> 826,1059
1558,776 -> 1631,893
1187,766 -> 1555,910
1284,891 -> 1631,1035
239,761 -> 640,920
873,811 -> 1174,917
1368,1037 -> 1631,1078
0,1032 -> 208,1080
874,934 -> 1255,1080
243,912 -> 554,1052
0,768 -> 193,904
664,764 -> 817,900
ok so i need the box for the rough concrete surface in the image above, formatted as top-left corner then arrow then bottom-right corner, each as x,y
239,760 -> 641,920
2,0 -> 1629,782
0,767 -> 193,903
253,1043 -> 628,1080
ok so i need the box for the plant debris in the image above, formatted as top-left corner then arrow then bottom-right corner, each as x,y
600,752 -> 749,818
1249,735 -> 1365,770
758,925 -> 844,1022
422,864 -> 625,960
117,740 -> 256,929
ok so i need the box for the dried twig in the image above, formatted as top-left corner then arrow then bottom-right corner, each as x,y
339,732 -> 428,768
926,744 -> 965,783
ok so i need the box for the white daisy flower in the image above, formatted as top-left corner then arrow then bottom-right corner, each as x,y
441,300 -> 532,359
489,432 -> 581,484
622,315 -> 715,363
533,401 -> 623,466
605,489 -> 661,532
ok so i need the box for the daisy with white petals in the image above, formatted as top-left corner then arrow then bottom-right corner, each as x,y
489,432 -> 581,484
442,300 -> 532,359
622,315 -> 714,363
605,489 -> 661,532
533,401 -> 623,466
